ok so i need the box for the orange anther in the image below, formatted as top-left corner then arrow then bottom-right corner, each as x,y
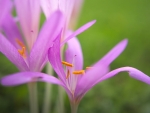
18,47 -> 26,58
86,67 -> 92,70
72,70 -> 85,75
62,61 -> 73,67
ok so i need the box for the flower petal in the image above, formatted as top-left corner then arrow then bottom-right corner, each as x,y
0,0 -> 12,27
97,39 -> 128,66
75,64 -> 109,99
40,0 -> 74,20
1,14 -> 24,48
69,0 -> 83,28
61,20 -> 96,46
29,11 -> 65,71
74,39 -> 128,99
0,34 -> 29,71
65,37 -> 83,70
1,72 -> 63,86
14,0 -> 41,49
98,67 -> 150,84
48,32 -> 66,84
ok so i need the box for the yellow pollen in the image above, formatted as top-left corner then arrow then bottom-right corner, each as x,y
18,47 -> 26,58
66,70 -> 70,79
62,61 -> 73,67
72,70 -> 85,75
86,67 -> 92,70
15,38 -> 26,58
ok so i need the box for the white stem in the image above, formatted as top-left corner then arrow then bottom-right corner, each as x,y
28,82 -> 38,113
55,86 -> 65,113
42,63 -> 53,113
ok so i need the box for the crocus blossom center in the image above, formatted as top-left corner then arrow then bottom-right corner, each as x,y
62,60 -> 85,94
15,38 -> 26,58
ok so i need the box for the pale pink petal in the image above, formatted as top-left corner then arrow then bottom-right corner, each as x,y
61,20 -> 96,46
29,11 -> 65,71
40,0 -> 74,21
97,39 -> 128,66
14,0 -> 41,49
48,32 -> 66,84
0,34 -> 29,71
74,39 -> 128,99
75,64 -> 109,99
1,72 -> 63,86
65,37 -> 83,70
69,0 -> 83,28
98,67 -> 150,84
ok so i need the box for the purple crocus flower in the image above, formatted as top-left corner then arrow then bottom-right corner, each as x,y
2,34 -> 150,109
0,10 -> 65,72
0,0 -> 95,74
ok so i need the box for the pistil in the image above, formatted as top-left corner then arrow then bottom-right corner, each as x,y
66,70 -> 70,79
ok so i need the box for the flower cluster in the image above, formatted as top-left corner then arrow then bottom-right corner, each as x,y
0,0 -> 150,113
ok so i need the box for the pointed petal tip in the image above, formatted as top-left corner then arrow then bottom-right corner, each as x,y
128,67 -> 150,85
99,67 -> 150,85
119,38 -> 128,48
91,20 -> 96,24
86,20 -> 96,28
122,38 -> 128,45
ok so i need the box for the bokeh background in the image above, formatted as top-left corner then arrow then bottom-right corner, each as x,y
1,0 -> 150,113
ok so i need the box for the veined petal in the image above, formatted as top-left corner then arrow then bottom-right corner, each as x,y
1,72 -> 63,86
0,34 -> 29,71
97,67 -> 150,84
14,0 -> 41,49
48,32 -> 66,84
97,39 -> 128,66
75,64 -> 109,99
29,11 -> 65,71
74,39 -> 128,98
69,0 -> 83,28
40,0 -> 74,20
65,37 -> 83,70
61,20 -> 96,46
1,14 -> 24,48
0,0 -> 12,27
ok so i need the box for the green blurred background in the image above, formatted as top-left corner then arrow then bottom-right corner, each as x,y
1,0 -> 150,113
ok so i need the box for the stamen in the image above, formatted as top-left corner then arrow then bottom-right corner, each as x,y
86,67 -> 92,70
72,70 -> 85,75
15,38 -> 25,47
66,70 -> 70,79
15,38 -> 26,58
18,47 -> 26,58
62,61 -> 73,67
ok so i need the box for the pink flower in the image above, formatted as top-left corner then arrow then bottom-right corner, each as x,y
2,34 -> 150,105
